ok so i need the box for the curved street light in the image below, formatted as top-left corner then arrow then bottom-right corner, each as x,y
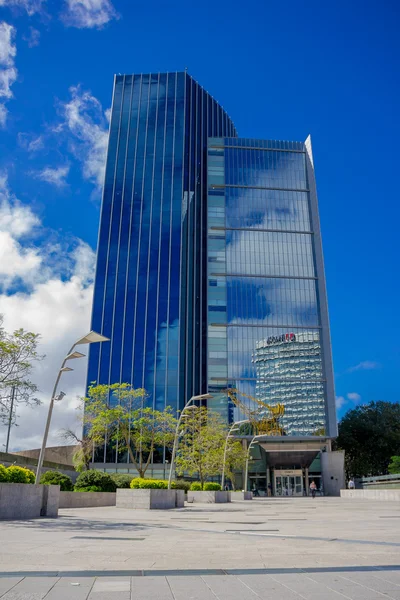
167,393 -> 213,489
35,331 -> 109,484
221,419 -> 249,490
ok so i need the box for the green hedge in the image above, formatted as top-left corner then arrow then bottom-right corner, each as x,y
110,473 -> 133,489
190,482 -> 202,491
203,482 -> 221,491
75,470 -> 117,492
171,480 -> 191,492
130,478 -> 168,489
6,465 -> 35,484
0,464 -> 9,482
40,471 -> 73,491
74,485 -> 102,493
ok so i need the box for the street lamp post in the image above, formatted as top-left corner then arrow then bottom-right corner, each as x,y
221,419 -> 249,491
35,331 -> 109,484
167,393 -> 213,489
244,435 -> 264,492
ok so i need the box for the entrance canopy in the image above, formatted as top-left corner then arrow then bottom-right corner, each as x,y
256,436 -> 331,469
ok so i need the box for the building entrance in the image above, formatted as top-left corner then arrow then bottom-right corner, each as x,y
274,469 -> 303,496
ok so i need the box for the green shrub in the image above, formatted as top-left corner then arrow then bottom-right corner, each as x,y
74,485 -> 102,493
130,477 -> 143,489
75,470 -> 116,492
203,482 -> 221,491
40,471 -> 73,491
0,464 -> 9,482
110,473 -> 133,489
6,465 -> 33,484
24,468 -> 35,484
171,480 -> 191,492
130,478 -> 168,489
190,482 -> 202,491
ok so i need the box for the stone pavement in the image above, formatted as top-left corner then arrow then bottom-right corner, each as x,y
0,497 -> 400,598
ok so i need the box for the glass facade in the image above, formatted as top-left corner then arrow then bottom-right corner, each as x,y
207,137 -> 336,436
87,73 -> 236,457
88,73 -> 337,469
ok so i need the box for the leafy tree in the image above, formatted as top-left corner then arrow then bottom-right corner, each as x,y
83,383 -> 177,478
0,315 -> 44,427
336,401 -> 400,477
175,406 -> 226,487
388,456 -> 400,475
59,428 -> 92,472
224,439 -> 248,490
40,471 -> 74,491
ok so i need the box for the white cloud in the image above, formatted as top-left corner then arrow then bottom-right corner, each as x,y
0,0 -> 46,16
0,103 -> 7,127
62,0 -> 119,29
0,177 -> 96,451
336,391 -> 362,413
18,132 -> 44,153
336,396 -> 346,410
58,85 -> 109,190
23,26 -> 40,48
0,21 -> 17,126
34,165 -> 70,187
347,392 -> 361,402
348,361 -> 380,373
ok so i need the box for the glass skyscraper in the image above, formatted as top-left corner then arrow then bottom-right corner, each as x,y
87,73 -> 236,427
88,72 -> 337,471
206,137 -> 336,437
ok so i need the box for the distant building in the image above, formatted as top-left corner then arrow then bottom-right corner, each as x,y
253,331 -> 326,436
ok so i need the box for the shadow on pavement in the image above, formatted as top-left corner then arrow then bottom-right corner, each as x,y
1,565 -> 400,578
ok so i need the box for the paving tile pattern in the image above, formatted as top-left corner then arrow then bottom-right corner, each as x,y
0,497 -> 399,598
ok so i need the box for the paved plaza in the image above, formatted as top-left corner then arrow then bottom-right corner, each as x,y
0,497 -> 400,598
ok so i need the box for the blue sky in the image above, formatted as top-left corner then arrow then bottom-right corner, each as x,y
0,0 -> 399,448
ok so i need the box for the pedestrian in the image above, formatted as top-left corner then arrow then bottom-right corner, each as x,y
310,480 -> 317,498
348,478 -> 355,490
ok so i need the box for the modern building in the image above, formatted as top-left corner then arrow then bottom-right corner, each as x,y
88,72 -> 342,493
253,331 -> 326,436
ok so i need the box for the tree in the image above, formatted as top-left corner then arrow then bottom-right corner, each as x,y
175,406 -> 226,487
0,315 -> 44,429
388,456 -> 400,475
336,401 -> 400,477
83,383 -> 177,478
59,428 -> 92,472
224,439 -> 248,490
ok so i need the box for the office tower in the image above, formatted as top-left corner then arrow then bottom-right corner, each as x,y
87,73 -> 236,429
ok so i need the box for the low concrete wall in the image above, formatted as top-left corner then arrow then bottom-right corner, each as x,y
230,491 -> 252,501
59,491 -> 116,508
0,483 -> 59,519
341,489 -> 400,501
187,491 -> 231,504
116,489 -> 177,509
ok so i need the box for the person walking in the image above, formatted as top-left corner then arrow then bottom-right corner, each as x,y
348,478 -> 355,490
310,480 -> 317,498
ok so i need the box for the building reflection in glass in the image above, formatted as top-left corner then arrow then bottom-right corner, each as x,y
253,331 -> 326,436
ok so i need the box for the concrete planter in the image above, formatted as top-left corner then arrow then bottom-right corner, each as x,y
0,483 -> 59,519
116,488 -> 177,509
187,491 -> 231,503
59,491 -> 116,508
230,491 -> 252,501
175,489 -> 185,508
